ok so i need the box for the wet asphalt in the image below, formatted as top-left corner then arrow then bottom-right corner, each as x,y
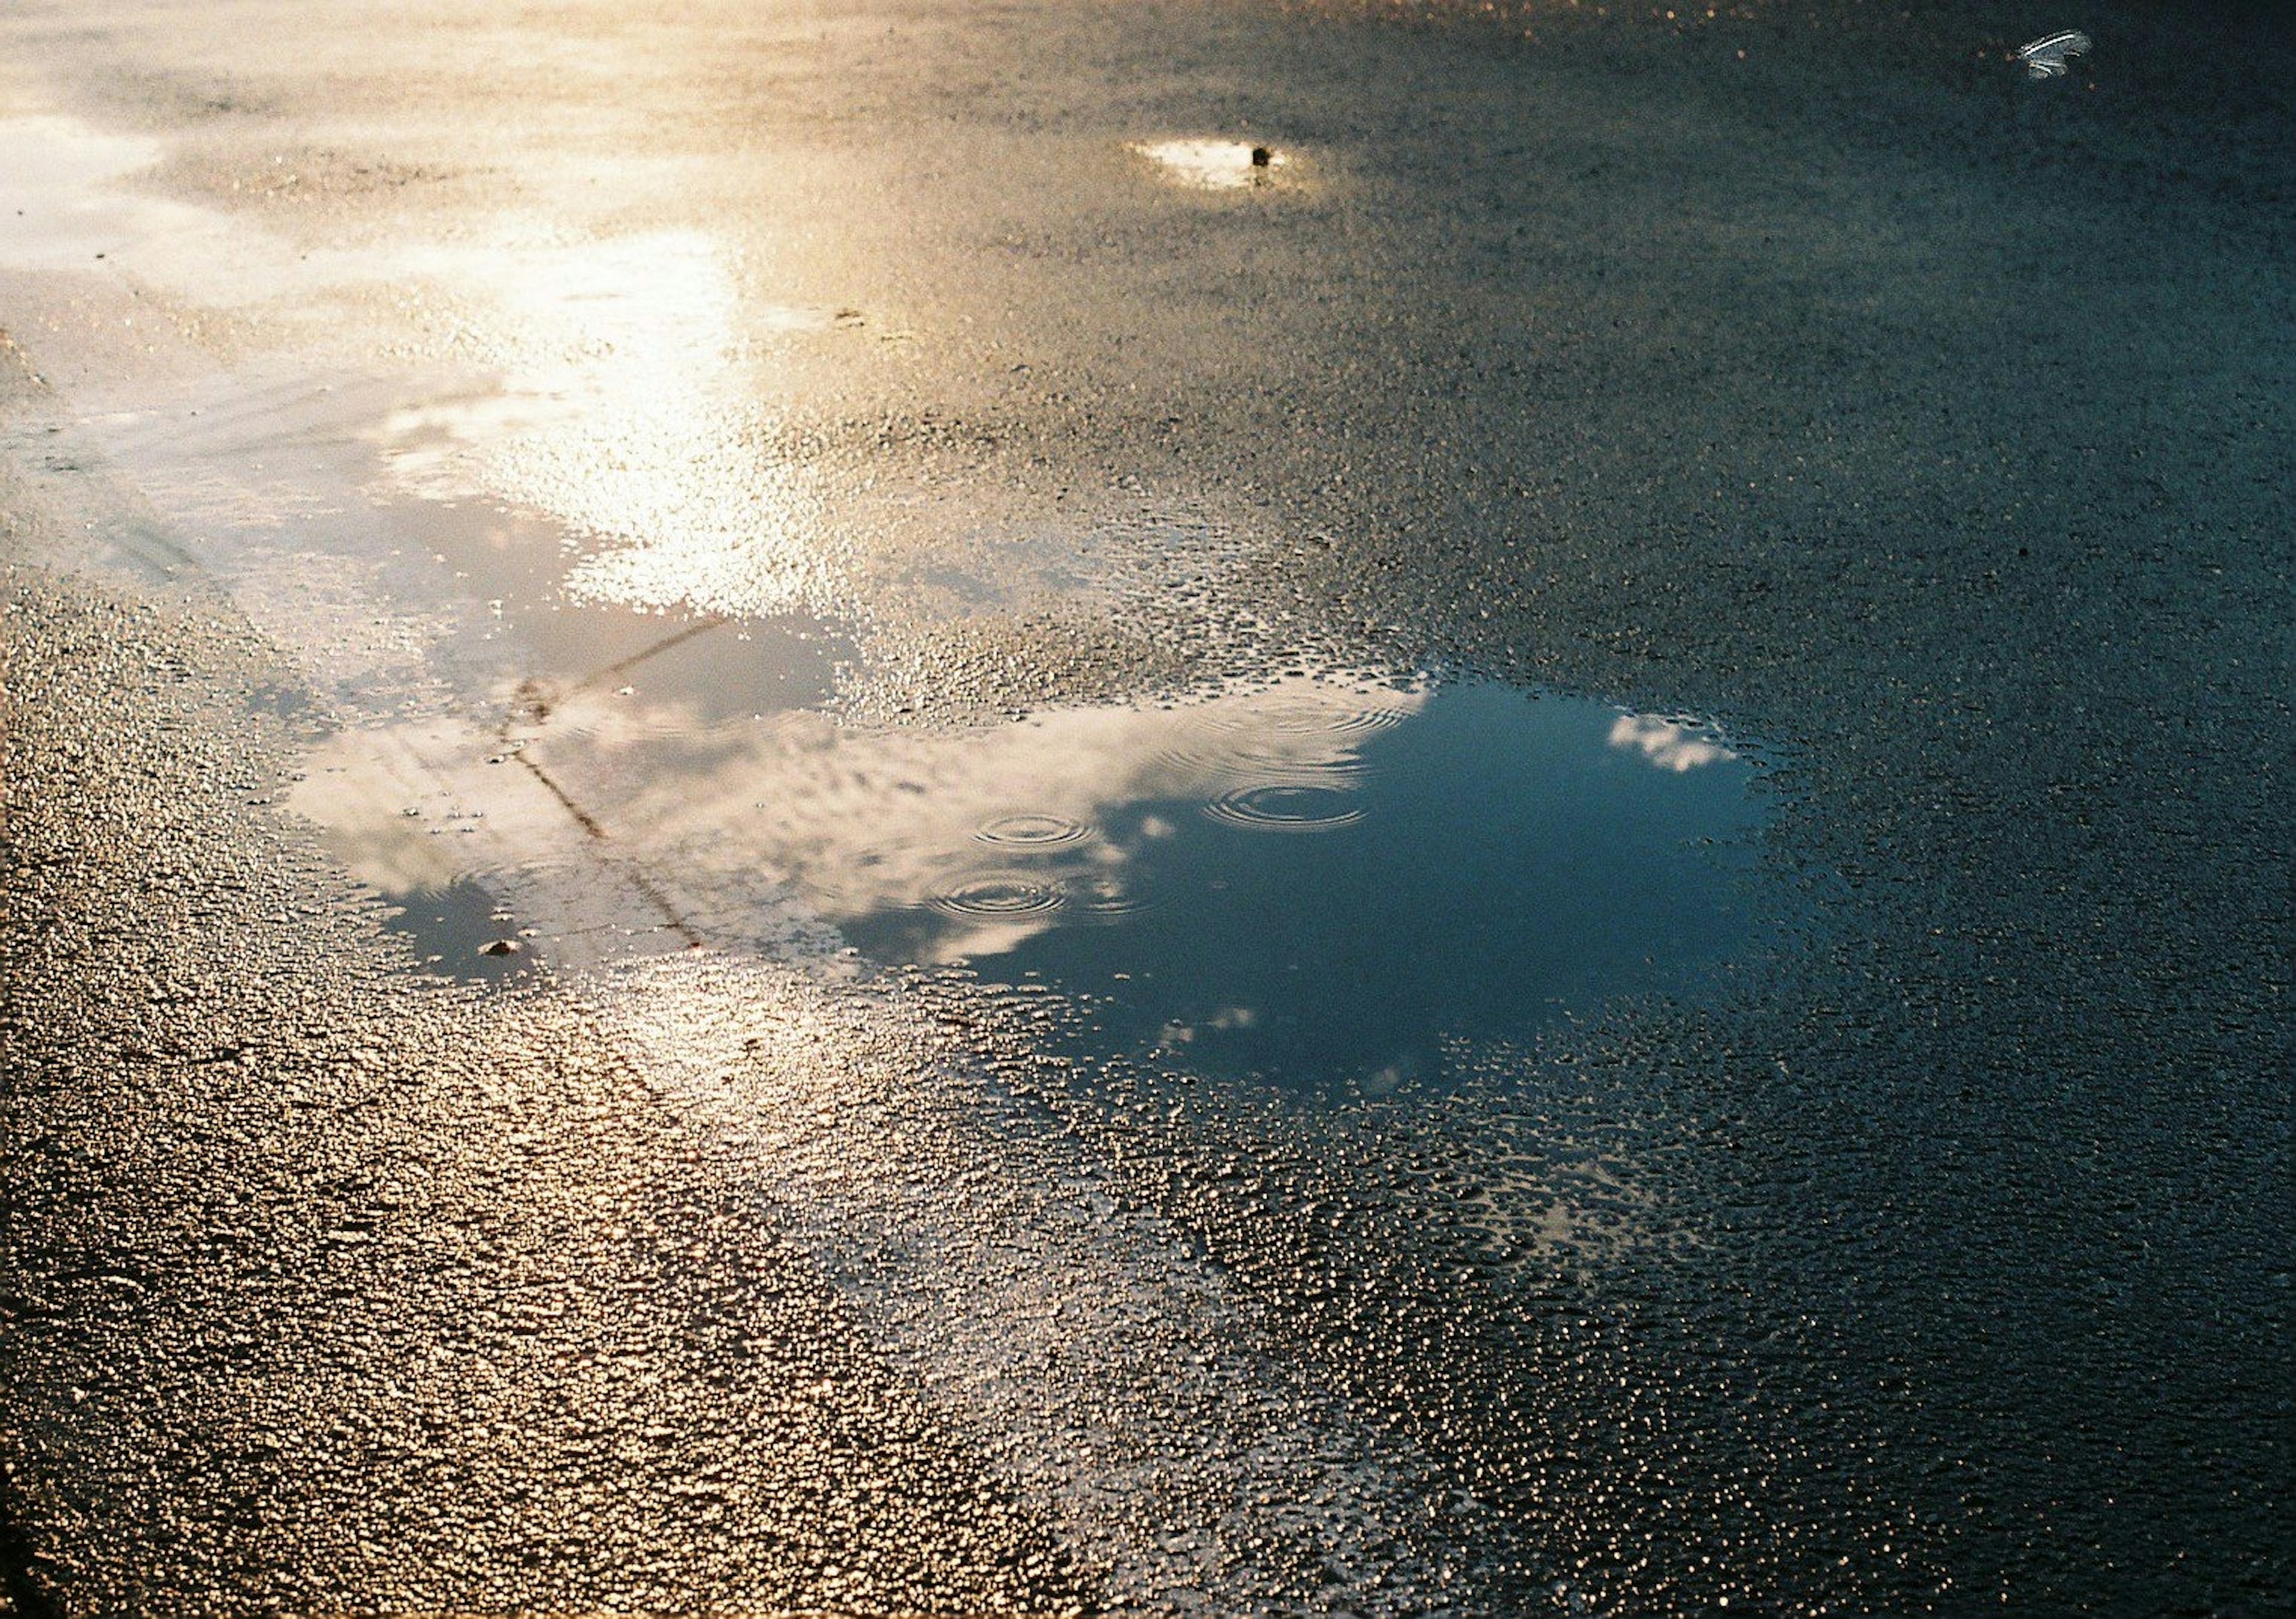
2,0 -> 2291,1614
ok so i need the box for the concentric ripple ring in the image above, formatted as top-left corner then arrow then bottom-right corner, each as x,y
1156,694 -> 1412,788
927,873 -> 1068,920
974,811 -> 1095,850
1201,783 -> 1367,835
1192,694 -> 1413,738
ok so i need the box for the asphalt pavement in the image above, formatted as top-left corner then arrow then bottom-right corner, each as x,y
2,0 -> 2289,1614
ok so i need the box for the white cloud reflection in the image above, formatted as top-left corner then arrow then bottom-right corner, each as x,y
291,675 -> 1424,973
1606,713 -> 1736,772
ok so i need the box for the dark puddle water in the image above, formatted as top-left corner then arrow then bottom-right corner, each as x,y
832,680 -> 1776,1094
378,874 -> 542,985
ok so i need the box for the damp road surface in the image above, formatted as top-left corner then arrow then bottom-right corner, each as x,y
1,1 -> 2289,1615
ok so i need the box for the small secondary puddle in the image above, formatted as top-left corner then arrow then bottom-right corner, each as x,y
1129,138 -> 1293,191
820,677 -> 1774,1092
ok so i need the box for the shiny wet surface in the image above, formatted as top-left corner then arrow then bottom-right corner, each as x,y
2,0 -> 2290,1614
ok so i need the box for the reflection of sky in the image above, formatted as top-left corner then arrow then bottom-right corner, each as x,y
0,116 -> 168,266
290,674 -> 1774,1088
862,682 -> 1770,1090
356,227 -> 1237,636
0,118 -> 842,625
13,111 -> 1771,1089
290,674 -> 1430,968
4,113 -> 1251,669
1606,713 -> 1737,772
606,676 -> 1425,963
0,115 -> 277,280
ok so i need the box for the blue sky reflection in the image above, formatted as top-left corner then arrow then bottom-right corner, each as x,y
831,679 -> 1771,1092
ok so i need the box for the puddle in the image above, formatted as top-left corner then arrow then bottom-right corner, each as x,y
393,489 -> 853,728
827,679 -> 1773,1092
288,664 -> 1776,1067
366,229 -> 851,622
0,114 -> 196,270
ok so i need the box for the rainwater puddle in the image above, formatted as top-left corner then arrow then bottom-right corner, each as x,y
820,677 -> 1776,1093
405,489 -> 853,728
292,654 -> 1779,1078
0,114 -> 176,267
4,112 -> 1772,1064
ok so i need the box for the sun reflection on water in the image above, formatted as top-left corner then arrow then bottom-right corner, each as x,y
371,230 -> 839,619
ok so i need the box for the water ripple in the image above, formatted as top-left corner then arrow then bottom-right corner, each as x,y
1155,695 -> 1410,792
1202,783 -> 1367,835
927,873 -> 1068,920
975,811 -> 1096,850
1192,693 -> 1414,739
